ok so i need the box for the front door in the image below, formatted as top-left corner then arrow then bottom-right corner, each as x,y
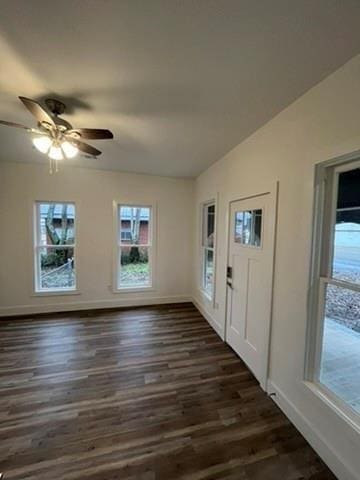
226,192 -> 276,389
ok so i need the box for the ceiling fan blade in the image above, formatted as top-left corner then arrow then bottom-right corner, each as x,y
67,128 -> 113,140
19,96 -> 55,127
69,139 -> 102,156
0,119 -> 32,131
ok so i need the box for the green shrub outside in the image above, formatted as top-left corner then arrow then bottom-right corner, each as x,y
121,246 -> 148,265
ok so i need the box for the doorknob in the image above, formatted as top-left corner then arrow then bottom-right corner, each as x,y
227,280 -> 233,290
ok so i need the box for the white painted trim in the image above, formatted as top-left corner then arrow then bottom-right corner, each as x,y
112,201 -> 157,292
303,381 -> 360,436
199,198 -> 217,304
113,286 -> 156,294
320,276 -> 360,293
213,192 -> 220,309
267,380 -> 358,480
31,289 -> 81,297
192,295 -> 224,340
0,295 -> 191,317
306,154 -> 360,417
32,200 -> 79,294
306,155 -> 360,379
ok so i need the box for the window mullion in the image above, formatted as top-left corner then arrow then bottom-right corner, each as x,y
118,243 -> 151,248
39,244 -> 75,248
320,276 -> 360,294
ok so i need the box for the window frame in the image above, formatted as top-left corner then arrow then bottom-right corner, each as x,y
306,153 -> 360,427
120,229 -> 132,242
114,202 -> 155,292
234,208 -> 263,248
200,200 -> 216,301
33,201 -> 78,295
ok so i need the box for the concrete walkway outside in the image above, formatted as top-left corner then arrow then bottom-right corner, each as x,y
320,318 -> 360,414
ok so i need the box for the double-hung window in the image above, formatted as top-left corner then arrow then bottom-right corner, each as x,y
34,202 -> 76,292
116,205 -> 153,289
308,158 -> 360,417
201,202 -> 216,299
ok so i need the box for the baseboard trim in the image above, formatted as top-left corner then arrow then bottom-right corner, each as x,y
0,295 -> 192,318
267,380 -> 358,480
192,296 -> 225,340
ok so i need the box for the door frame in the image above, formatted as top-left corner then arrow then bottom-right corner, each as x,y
224,181 -> 279,391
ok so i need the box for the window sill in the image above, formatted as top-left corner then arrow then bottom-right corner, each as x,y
32,289 -> 81,297
113,286 -> 155,294
303,380 -> 360,435
199,287 -> 213,303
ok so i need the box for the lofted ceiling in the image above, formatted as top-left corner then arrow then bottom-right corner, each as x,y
0,0 -> 360,177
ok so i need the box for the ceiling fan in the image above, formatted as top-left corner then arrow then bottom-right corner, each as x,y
0,97 -> 114,173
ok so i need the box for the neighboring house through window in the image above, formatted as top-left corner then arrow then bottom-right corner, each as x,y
34,202 -> 76,292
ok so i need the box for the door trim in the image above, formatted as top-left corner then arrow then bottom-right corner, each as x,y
224,181 -> 279,391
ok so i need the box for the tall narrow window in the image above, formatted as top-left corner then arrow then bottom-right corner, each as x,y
117,205 -> 152,289
309,160 -> 360,416
34,202 -> 76,292
201,202 -> 216,298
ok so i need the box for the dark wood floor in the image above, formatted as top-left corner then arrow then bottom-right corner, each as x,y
0,303 -> 336,480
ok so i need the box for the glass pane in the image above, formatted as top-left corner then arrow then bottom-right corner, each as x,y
39,247 -> 75,290
203,203 -> 215,248
119,246 -> 150,288
319,283 -> 360,413
337,168 -> 360,210
333,210 -> 360,284
332,168 -> 360,284
39,203 -> 75,246
119,206 -> 150,245
235,209 -> 262,247
204,249 -> 214,296
207,204 -> 215,247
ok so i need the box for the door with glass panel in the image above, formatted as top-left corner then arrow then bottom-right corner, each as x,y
312,160 -> 360,415
226,193 -> 276,389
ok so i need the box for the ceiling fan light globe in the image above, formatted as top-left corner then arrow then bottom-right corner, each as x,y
61,141 -> 78,159
48,145 -> 64,161
32,136 -> 52,154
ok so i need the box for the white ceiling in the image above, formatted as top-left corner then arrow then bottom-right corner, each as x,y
0,0 -> 360,177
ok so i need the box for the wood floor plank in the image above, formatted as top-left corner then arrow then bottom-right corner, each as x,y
0,303 -> 336,479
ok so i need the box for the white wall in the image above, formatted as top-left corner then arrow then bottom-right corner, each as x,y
0,162 -> 194,315
193,55 -> 360,480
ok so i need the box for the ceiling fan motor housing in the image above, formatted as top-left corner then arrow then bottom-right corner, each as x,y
45,98 -> 66,116
44,99 -> 72,130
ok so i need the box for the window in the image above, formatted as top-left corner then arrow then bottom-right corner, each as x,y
309,159 -> 360,416
121,229 -> 132,242
201,202 -> 216,298
34,202 -> 76,292
116,205 -> 152,289
235,209 -> 262,246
